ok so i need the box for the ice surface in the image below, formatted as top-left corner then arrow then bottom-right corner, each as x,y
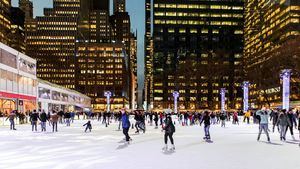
0,118 -> 299,169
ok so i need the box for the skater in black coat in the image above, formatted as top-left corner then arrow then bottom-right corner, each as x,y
200,111 -> 211,140
162,114 -> 175,151
154,112 -> 159,128
30,110 -> 39,132
39,110 -> 48,132
83,121 -> 92,132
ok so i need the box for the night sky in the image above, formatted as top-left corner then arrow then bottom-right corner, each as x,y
12,0 -> 145,93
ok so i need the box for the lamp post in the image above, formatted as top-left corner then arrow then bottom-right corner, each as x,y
220,88 -> 226,113
104,91 -> 112,112
173,91 -> 179,114
280,69 -> 291,110
243,81 -> 250,113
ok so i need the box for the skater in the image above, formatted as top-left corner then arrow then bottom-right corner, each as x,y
30,110 -> 39,132
83,121 -> 92,132
244,111 -> 251,124
50,111 -> 59,132
200,111 -> 211,141
233,112 -> 239,125
117,111 -> 122,130
276,110 -> 291,141
270,110 -> 279,132
39,110 -> 48,132
134,111 -> 145,133
285,110 -> 296,140
162,114 -> 175,151
154,112 -> 159,128
121,109 -> 131,143
102,112 -> 108,127
6,110 -> 17,130
220,112 -> 226,127
65,112 -> 71,126
256,108 -> 270,142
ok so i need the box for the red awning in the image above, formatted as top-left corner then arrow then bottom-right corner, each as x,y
0,91 -> 36,101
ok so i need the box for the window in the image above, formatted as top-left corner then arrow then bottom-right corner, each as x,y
0,49 -> 17,68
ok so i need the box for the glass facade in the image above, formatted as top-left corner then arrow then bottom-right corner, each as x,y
245,0 -> 300,108
149,0 -> 244,110
0,43 -> 37,114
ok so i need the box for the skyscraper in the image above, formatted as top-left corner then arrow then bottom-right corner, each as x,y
114,0 -> 126,13
244,0 -> 300,108
26,0 -> 80,89
0,0 -> 11,45
144,0 -> 153,109
110,0 -> 138,109
76,0 -> 132,110
10,7 -> 25,53
149,0 -> 244,110
19,0 -> 35,32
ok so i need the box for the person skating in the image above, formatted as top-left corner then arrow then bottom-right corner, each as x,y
154,112 -> 159,128
134,111 -> 145,133
244,111 -> 251,124
6,110 -> 17,130
276,109 -> 292,141
270,110 -> 279,133
65,112 -> 71,126
30,110 -> 39,132
162,114 -> 175,151
50,111 -> 59,132
233,112 -> 239,125
83,121 -> 92,132
220,112 -> 226,128
200,111 -> 211,141
121,109 -> 131,143
39,110 -> 48,132
256,108 -> 271,142
285,110 -> 296,140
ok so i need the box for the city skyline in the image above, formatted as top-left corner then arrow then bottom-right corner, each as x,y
11,0 -> 145,94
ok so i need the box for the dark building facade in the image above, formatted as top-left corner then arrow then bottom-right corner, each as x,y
26,0 -> 80,89
76,43 -> 129,111
0,0 -> 11,45
144,0 -> 153,109
76,0 -> 132,110
150,0 -> 244,110
244,0 -> 300,108
114,0 -> 126,13
10,7 -> 25,53
19,0 -> 35,32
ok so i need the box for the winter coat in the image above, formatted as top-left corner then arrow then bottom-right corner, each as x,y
6,113 -> 15,121
164,117 -> 175,134
30,113 -> 39,122
83,122 -> 92,129
122,113 -> 130,129
154,114 -> 159,121
64,113 -> 71,119
256,110 -> 270,124
270,111 -> 279,124
51,114 -> 59,122
220,113 -> 226,120
39,112 -> 48,122
276,113 -> 292,127
200,115 -> 211,126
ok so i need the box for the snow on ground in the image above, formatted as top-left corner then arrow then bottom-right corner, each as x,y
0,117 -> 299,169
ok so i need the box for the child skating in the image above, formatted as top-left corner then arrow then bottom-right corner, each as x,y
83,121 -> 92,132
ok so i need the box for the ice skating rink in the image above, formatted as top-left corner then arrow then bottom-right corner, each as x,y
0,119 -> 299,169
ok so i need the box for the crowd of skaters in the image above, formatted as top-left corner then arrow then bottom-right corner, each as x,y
1,107 -> 300,150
